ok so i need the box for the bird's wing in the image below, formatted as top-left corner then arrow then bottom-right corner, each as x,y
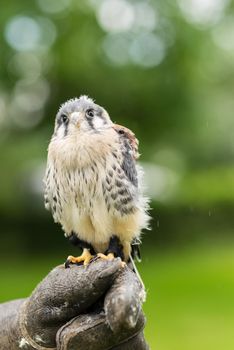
113,124 -> 139,187
44,165 -> 51,211
113,124 -> 139,160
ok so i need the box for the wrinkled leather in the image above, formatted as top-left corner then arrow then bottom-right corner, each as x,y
0,259 -> 149,349
0,299 -> 26,350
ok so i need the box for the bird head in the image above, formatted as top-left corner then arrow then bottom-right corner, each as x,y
53,95 -> 113,139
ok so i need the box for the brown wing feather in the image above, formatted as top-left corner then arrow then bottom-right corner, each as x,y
113,124 -> 139,160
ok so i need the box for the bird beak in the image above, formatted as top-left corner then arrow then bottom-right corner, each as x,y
70,112 -> 81,128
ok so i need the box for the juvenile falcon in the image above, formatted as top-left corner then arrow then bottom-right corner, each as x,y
44,96 -> 150,266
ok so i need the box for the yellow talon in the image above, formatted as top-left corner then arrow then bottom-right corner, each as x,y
97,252 -> 115,261
97,252 -> 126,268
65,248 -> 93,267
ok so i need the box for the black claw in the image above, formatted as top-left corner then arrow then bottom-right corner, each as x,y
64,259 -> 71,268
91,255 -> 99,262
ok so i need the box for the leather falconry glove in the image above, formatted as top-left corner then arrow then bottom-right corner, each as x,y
0,259 -> 149,350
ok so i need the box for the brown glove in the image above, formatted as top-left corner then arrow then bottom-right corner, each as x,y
0,259 -> 149,350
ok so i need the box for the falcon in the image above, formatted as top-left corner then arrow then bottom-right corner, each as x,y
44,96 -> 150,267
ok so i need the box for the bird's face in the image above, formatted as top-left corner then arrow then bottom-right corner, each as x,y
53,96 -> 113,140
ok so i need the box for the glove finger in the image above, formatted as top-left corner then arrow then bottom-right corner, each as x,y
112,332 -> 149,350
56,310 -> 146,350
104,266 -> 146,333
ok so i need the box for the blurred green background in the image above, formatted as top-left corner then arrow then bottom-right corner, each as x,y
1,0 -> 234,349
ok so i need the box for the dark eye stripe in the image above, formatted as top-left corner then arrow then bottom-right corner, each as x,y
64,122 -> 69,137
57,114 -> 69,126
55,114 -> 69,137
86,116 -> 95,130
85,108 -> 95,130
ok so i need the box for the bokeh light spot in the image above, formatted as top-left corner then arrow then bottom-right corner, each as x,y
8,53 -> 42,79
0,95 -> 7,126
212,16 -> 234,52
143,163 -> 179,202
37,0 -> 71,14
129,33 -> 166,68
4,16 -> 41,51
14,79 -> 50,112
102,34 -> 130,66
97,0 -> 134,33
133,2 -> 157,32
9,79 -> 50,129
4,16 -> 57,52
37,17 -> 57,49
178,0 -> 230,27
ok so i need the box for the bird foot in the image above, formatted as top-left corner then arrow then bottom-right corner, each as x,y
65,249 -> 93,268
97,252 -> 115,261
97,252 -> 126,268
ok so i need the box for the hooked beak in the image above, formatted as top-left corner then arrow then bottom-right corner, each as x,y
70,112 -> 82,128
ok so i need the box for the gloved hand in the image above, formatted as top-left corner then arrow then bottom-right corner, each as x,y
0,258 -> 149,349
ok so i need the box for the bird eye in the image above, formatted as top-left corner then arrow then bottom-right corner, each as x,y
86,109 -> 94,118
118,129 -> 125,135
61,114 -> 68,123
